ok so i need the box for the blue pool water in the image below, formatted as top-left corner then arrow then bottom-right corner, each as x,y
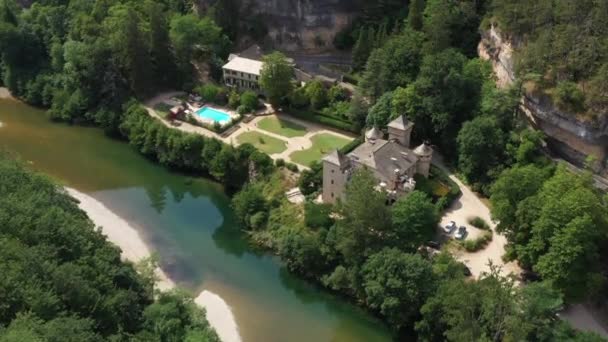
196,107 -> 231,123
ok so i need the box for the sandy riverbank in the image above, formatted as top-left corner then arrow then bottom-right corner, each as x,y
0,87 -> 13,100
66,188 -> 241,342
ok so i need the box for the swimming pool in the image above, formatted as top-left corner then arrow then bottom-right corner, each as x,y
196,107 -> 231,124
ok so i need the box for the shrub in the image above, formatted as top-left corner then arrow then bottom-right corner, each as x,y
215,87 -> 228,105
228,91 -> 240,109
249,211 -> 268,230
288,87 -> 310,109
286,163 -> 299,172
468,216 -> 490,230
554,81 -> 585,113
275,158 -> 286,167
237,105 -> 249,115
339,136 -> 363,154
305,202 -> 334,229
196,84 -> 220,102
462,231 -> 493,252
328,85 -> 349,103
305,80 -> 327,110
240,91 -> 259,111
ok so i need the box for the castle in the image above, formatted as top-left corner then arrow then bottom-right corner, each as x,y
322,115 -> 433,203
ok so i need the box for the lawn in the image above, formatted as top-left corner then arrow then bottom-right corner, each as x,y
236,131 -> 287,155
289,133 -> 351,166
257,116 -> 307,138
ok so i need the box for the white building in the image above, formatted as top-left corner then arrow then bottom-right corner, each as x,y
222,56 -> 263,92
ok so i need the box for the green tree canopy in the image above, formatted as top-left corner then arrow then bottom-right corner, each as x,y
259,52 -> 294,107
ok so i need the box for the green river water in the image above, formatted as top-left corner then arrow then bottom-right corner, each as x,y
0,98 -> 391,342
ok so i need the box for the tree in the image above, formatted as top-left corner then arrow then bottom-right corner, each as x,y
304,80 -> 327,110
361,248 -> 435,331
456,116 -> 506,184
240,91 -> 258,111
259,52 -> 294,107
360,30 -> 424,99
352,27 -> 373,70
366,91 -> 394,127
407,0 -> 424,31
490,164 -> 552,232
391,191 -> 438,252
169,14 -> 224,74
145,0 -> 176,87
298,161 -> 322,195
231,183 -> 267,229
335,168 -> 392,265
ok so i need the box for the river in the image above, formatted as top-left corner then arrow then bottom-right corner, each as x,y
0,98 -> 391,342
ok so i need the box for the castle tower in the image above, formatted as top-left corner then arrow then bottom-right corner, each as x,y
365,126 -> 382,143
321,150 -> 350,203
388,115 -> 414,147
413,142 -> 433,178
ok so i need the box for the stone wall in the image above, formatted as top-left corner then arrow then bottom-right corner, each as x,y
198,0 -> 360,51
478,26 -> 608,174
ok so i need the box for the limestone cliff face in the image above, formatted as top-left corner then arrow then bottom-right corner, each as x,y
199,0 -> 359,51
479,26 -> 608,174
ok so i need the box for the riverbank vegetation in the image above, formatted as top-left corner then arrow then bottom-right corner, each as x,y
0,153 -> 219,341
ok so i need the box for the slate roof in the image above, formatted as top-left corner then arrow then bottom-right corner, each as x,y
388,115 -> 413,131
349,139 -> 417,182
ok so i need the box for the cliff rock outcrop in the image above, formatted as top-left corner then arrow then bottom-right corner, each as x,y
479,26 -> 608,174
199,0 -> 359,51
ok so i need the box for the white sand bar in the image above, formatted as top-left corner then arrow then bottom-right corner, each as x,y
65,188 -> 241,342
195,291 -> 242,342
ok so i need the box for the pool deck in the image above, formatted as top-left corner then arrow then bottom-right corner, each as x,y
144,91 -> 355,170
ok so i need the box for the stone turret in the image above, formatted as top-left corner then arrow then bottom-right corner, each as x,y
388,115 -> 414,148
365,126 -> 382,142
413,142 -> 433,178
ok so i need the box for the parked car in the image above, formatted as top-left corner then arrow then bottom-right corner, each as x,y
462,265 -> 472,277
443,221 -> 456,234
426,241 -> 440,249
455,226 -> 467,240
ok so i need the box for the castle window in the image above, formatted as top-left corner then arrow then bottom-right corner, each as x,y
331,170 -> 334,173
331,180 -> 334,184
331,193 -> 334,198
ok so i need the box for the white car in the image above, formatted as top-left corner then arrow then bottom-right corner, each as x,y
455,226 -> 468,240
443,221 -> 456,234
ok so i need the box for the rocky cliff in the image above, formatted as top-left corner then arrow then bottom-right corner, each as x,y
479,26 -> 608,174
199,0 -> 359,51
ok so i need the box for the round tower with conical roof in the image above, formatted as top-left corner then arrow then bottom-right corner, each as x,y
413,142 -> 433,178
365,126 -> 382,143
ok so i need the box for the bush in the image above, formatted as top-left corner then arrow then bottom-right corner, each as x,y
228,91 -> 240,109
249,211 -> 268,230
339,136 -> 363,154
286,163 -> 299,172
275,158 -> 286,167
288,87 -> 310,109
291,108 -> 356,132
462,231 -> 493,252
328,85 -> 349,103
237,105 -> 249,115
305,202 -> 334,229
468,216 -> 490,230
305,80 -> 327,110
554,81 -> 585,113
196,84 -> 220,103
240,91 -> 258,111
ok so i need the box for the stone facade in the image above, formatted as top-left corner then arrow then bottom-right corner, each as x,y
322,116 -> 433,204
222,56 -> 263,92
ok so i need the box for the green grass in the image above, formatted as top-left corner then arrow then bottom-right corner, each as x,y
257,117 -> 308,138
236,131 -> 287,155
289,133 -> 351,166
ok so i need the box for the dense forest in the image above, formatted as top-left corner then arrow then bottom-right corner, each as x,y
487,0 -> 608,118
1,0 -> 608,340
0,153 -> 219,341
